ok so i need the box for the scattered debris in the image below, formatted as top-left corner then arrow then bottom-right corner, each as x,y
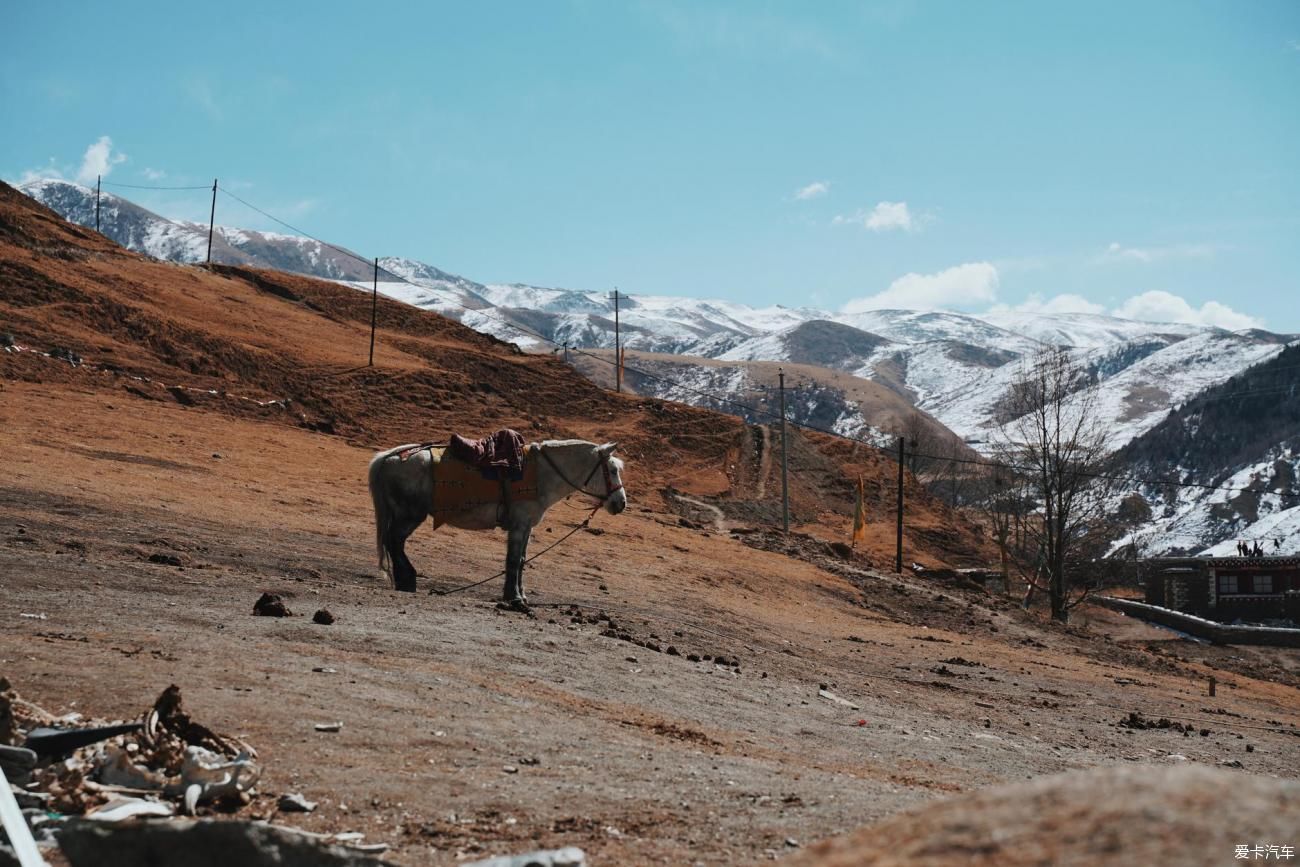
312,609 -> 336,625
314,722 -> 343,733
0,679 -> 267,861
18,613 -> 47,621
278,792 -> 318,813
253,593 -> 291,617
312,667 -> 338,674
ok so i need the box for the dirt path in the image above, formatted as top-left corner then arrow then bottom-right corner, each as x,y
671,493 -> 727,533
3,384 -> 1299,865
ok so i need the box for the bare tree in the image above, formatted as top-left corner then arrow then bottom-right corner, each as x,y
982,460 -> 1029,598
996,348 -> 1113,623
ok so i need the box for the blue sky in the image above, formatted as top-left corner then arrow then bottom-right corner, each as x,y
4,1 -> 1299,331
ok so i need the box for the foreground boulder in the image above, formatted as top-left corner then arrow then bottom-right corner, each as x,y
793,764 -> 1300,867
57,820 -> 388,867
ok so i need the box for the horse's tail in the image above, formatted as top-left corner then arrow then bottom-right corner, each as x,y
368,448 -> 400,583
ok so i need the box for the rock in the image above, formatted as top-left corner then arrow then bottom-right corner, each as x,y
314,722 -> 342,733
666,646 -> 680,656
464,848 -> 586,867
786,764 -> 1300,867
147,552 -> 188,568
0,745 -> 37,782
56,819 -> 388,867
253,593 -> 291,617
279,792 -> 318,813
312,609 -> 336,625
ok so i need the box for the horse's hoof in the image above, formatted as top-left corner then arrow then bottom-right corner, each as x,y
498,598 -> 530,613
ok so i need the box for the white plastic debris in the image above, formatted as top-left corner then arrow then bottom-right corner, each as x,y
85,797 -> 175,822
170,746 -> 260,815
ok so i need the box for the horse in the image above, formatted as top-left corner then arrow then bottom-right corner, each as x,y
368,438 -> 626,604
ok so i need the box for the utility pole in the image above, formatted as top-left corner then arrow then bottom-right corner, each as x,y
95,175 -> 101,233
369,257 -> 379,366
206,178 -> 218,265
612,287 -> 622,393
563,341 -> 569,364
896,436 -> 905,573
779,368 -> 790,533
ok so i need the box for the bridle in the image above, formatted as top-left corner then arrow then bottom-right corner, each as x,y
540,447 -> 623,504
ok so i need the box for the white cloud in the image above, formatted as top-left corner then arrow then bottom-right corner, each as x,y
1111,290 -> 1263,330
842,262 -> 999,313
75,136 -> 127,185
792,180 -> 829,200
988,293 -> 1105,316
15,161 -> 63,185
142,167 -> 166,181
865,201 -> 913,232
834,200 -> 925,232
1097,241 -> 1216,264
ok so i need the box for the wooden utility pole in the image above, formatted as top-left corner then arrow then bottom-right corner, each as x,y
95,175 -> 101,232
779,368 -> 789,533
896,436 -> 905,573
612,288 -> 622,393
369,257 -> 379,366
206,178 -> 218,265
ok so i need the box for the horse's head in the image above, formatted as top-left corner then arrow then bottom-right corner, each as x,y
597,442 -> 627,515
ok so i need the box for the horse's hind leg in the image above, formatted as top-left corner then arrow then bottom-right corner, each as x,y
387,515 -> 425,593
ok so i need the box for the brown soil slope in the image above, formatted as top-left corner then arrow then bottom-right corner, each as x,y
0,180 -> 986,568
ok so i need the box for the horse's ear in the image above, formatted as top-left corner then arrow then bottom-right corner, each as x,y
599,442 -> 618,457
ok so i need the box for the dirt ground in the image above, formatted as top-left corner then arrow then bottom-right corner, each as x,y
3,382 -> 1299,865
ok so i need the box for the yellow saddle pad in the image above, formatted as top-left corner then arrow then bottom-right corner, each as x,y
429,445 -> 540,528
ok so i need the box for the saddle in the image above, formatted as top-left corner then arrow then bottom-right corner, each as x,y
425,429 -> 538,528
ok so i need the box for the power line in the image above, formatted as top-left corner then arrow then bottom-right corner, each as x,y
101,181 -> 212,191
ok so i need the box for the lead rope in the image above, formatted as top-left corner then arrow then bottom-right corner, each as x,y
429,503 -> 602,597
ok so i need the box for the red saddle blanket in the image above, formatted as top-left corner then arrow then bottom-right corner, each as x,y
429,443 -> 539,528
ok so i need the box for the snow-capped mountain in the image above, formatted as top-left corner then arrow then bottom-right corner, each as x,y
1109,343 -> 1300,556
18,178 -> 374,281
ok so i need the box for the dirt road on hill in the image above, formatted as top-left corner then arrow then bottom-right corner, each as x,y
3,382 -> 1299,864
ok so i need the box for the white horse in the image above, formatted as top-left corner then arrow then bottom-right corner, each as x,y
368,439 -> 626,604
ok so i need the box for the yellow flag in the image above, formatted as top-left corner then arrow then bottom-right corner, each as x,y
852,475 -> 868,548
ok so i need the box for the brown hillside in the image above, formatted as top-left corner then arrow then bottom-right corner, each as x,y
0,180 -> 989,568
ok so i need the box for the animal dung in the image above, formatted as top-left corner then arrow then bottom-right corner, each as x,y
312,608 -> 335,625
253,593 -> 291,617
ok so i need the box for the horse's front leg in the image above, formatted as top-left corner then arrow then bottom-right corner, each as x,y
516,525 -> 533,601
503,525 -> 527,606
